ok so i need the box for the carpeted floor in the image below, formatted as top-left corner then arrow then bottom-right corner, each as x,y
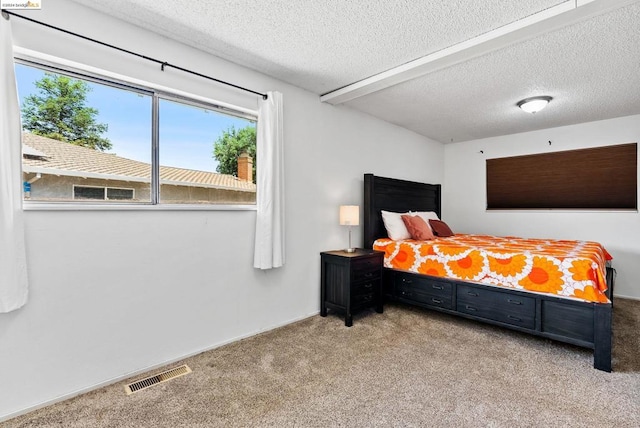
5,299 -> 640,427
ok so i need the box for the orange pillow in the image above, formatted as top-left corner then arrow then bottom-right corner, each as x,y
401,215 -> 435,240
428,219 -> 454,237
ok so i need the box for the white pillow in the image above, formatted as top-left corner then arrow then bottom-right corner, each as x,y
381,210 -> 411,240
411,211 -> 440,224
381,210 -> 441,240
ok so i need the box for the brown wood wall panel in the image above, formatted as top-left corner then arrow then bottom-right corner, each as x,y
486,143 -> 637,209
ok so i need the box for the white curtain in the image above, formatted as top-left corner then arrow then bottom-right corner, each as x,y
0,13 -> 29,312
253,91 -> 285,269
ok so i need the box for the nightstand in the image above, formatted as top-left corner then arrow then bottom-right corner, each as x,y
320,249 -> 384,327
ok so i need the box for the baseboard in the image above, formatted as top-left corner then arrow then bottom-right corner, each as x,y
0,310 -> 320,423
614,293 -> 640,301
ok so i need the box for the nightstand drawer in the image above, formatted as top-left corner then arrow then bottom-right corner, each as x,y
457,284 -> 535,329
352,292 -> 376,308
352,279 -> 379,296
351,258 -> 381,282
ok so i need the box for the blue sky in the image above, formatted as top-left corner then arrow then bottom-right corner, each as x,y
15,63 -> 255,173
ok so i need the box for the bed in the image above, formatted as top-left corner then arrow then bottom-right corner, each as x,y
363,174 -> 614,372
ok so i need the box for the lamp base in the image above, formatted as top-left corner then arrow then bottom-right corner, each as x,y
344,248 -> 357,253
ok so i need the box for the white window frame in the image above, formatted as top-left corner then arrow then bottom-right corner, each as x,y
16,49 -> 259,212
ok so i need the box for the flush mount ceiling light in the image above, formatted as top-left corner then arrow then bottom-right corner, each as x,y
517,96 -> 553,113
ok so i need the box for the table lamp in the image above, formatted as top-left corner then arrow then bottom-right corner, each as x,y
339,205 -> 359,253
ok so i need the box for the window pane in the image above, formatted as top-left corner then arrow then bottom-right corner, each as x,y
17,63 -> 152,203
74,186 -> 105,200
158,98 -> 257,205
106,188 -> 134,200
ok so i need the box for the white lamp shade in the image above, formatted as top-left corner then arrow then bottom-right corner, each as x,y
339,205 -> 359,226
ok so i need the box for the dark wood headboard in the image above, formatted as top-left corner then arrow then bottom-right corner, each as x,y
363,174 -> 442,249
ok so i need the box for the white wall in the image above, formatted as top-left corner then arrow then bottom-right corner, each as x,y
0,1 -> 444,420
443,114 -> 640,299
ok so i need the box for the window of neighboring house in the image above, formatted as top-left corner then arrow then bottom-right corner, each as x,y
15,60 -> 257,207
73,185 -> 135,201
107,187 -> 135,200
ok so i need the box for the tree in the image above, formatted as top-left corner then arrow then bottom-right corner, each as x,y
213,125 -> 256,181
21,73 -> 111,151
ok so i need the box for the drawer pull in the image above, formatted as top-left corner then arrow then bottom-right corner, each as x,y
431,298 -> 442,304
364,283 -> 373,289
432,284 -> 444,290
403,278 -> 413,284
364,272 -> 374,278
362,295 -> 372,301
467,291 -> 479,297
401,291 -> 413,297
507,299 -> 522,305
465,305 -> 477,311
508,315 -> 522,322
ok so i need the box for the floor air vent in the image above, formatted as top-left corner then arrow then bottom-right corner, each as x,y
125,364 -> 192,395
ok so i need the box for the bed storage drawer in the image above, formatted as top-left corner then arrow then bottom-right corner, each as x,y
457,284 -> 535,329
394,272 -> 453,309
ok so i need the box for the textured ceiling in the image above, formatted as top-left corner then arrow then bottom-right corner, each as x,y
69,0 -> 640,143
345,2 -> 640,142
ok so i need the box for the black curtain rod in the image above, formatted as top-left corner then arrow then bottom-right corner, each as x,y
2,10 -> 268,100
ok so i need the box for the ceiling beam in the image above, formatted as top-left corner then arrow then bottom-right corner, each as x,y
320,0 -> 639,105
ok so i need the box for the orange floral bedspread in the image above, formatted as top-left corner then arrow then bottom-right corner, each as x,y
373,234 -> 612,303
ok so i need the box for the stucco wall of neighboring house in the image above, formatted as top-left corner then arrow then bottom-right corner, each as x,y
23,174 -> 255,204
160,183 -> 255,204
24,174 -> 151,202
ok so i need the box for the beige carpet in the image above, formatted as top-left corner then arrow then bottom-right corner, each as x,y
5,299 -> 640,427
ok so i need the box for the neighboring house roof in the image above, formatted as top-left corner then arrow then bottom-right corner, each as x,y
22,133 -> 256,193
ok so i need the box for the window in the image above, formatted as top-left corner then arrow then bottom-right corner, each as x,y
486,143 -> 637,210
73,185 -> 135,201
157,97 -> 257,205
107,188 -> 135,200
16,60 -> 257,206
74,186 -> 106,200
